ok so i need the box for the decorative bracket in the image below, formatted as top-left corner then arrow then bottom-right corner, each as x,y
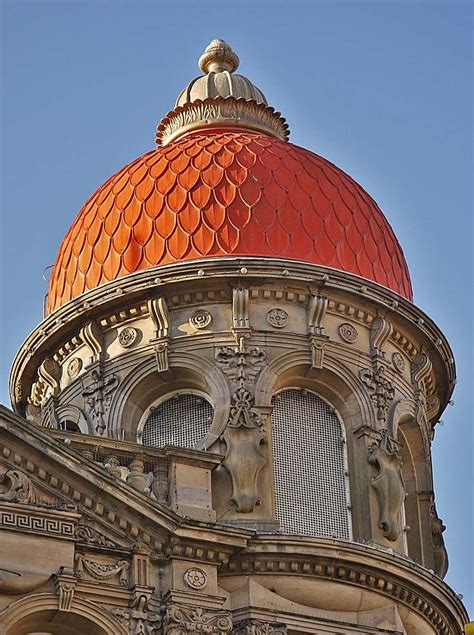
38,357 -> 62,400
148,296 -> 170,338
53,567 -> 78,612
80,321 -> 104,365
308,294 -> 328,336
368,430 -> 405,541
369,314 -> 393,361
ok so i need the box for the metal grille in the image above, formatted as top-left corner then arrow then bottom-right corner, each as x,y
142,393 -> 213,449
271,389 -> 350,539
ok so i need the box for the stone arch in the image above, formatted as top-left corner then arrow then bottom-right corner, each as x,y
107,351 -> 230,449
255,349 -> 376,430
55,404 -> 91,434
255,349 -> 376,541
1,593 -> 127,635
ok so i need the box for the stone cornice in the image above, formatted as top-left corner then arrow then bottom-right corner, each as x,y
10,257 -> 455,420
222,535 -> 468,634
0,406 -> 251,556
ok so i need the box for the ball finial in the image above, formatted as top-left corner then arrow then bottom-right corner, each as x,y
198,39 -> 239,74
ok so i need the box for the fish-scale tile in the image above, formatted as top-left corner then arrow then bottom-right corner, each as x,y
345,222 -> 364,255
170,153 -> 191,175
77,241 -> 92,273
103,247 -> 122,280
226,198 -> 251,230
202,198 -> 226,230
132,212 -> 154,246
155,207 -> 177,239
301,207 -> 324,238
253,199 -> 277,232
167,184 -> 187,213
167,226 -> 190,260
262,182 -> 286,210
192,223 -> 217,255
190,181 -> 211,209
215,146 -> 234,169
238,176 -> 261,208
145,190 -> 164,219
216,222 -> 239,252
144,232 -> 165,265
214,179 -> 236,207
265,219 -> 291,255
47,131 -> 412,314
324,213 -> 344,246
192,149 -> 212,171
129,162 -> 149,186
135,174 -> 155,202
111,223 -> 132,256
178,205 -> 201,234
123,196 -> 142,227
201,162 -> 224,188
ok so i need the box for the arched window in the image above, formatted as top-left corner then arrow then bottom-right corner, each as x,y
140,391 -> 213,449
271,388 -> 351,539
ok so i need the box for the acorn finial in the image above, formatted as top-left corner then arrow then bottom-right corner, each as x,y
198,39 -> 239,74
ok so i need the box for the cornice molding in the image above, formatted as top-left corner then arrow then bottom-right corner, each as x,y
222,536 -> 467,634
10,258 -> 455,419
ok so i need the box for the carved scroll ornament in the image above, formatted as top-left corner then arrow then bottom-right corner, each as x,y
368,431 -> 405,541
164,605 -> 232,634
234,620 -> 287,635
0,468 -> 36,504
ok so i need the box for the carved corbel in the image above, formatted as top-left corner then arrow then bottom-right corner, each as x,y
369,314 -> 393,361
53,567 -> 78,612
222,388 -> 267,513
430,498 -> 449,578
411,350 -> 433,393
309,336 -> 327,369
368,431 -> 405,541
80,321 -> 104,365
154,339 -> 170,374
164,604 -> 233,634
38,357 -> 62,401
307,294 -> 328,336
148,296 -> 170,337
232,286 -> 251,344
148,296 -> 171,374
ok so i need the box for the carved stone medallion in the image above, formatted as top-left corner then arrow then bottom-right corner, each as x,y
184,567 -> 208,590
118,326 -> 138,348
338,322 -> 358,343
190,309 -> 212,329
266,308 -> 288,329
66,357 -> 82,379
392,352 -> 405,373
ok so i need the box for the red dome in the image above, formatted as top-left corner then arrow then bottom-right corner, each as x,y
47,131 -> 412,313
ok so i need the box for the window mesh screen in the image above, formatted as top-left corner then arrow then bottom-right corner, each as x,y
142,393 -> 213,449
271,389 -> 350,539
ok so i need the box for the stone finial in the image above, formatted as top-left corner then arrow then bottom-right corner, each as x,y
198,39 -> 239,74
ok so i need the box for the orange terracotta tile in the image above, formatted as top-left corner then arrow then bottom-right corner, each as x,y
47,131 -> 413,314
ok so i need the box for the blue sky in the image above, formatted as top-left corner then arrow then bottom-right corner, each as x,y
1,0 -> 472,615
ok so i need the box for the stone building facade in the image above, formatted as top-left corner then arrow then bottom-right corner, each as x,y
0,40 -> 468,634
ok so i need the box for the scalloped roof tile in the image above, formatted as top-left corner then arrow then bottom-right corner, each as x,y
47,131 -> 412,313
